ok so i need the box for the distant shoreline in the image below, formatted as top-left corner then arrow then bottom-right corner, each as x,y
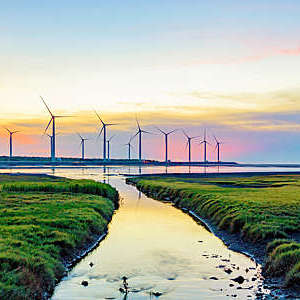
1,156 -> 300,168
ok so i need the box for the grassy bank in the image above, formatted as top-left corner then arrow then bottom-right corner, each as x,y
0,174 -> 118,299
127,174 -> 300,287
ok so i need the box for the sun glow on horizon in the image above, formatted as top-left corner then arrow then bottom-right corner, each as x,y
1,1 -> 300,162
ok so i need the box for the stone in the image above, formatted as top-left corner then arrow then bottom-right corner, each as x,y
224,268 -> 233,274
81,280 -> 88,287
231,276 -> 245,284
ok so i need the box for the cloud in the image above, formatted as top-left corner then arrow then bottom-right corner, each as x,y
187,88 -> 300,112
186,46 -> 300,66
1,88 -> 300,139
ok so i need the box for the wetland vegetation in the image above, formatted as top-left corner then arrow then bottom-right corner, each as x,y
128,174 -> 300,288
0,174 -> 118,299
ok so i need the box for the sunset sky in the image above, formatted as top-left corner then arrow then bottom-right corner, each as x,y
1,1 -> 300,162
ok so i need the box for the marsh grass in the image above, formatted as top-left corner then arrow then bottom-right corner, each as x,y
0,174 -> 118,299
128,174 -> 300,287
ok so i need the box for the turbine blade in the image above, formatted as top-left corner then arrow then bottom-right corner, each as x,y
142,130 -> 153,134
44,118 -> 53,133
167,129 -> 177,135
4,127 -> 11,134
98,126 -> 104,138
106,123 -> 119,126
182,129 -> 189,138
213,134 -> 218,144
108,135 -> 115,141
191,135 -> 201,139
94,110 -> 104,125
132,131 -> 139,139
129,134 -> 134,143
41,96 -> 53,117
155,127 -> 166,135
185,141 -> 188,150
136,118 -> 141,130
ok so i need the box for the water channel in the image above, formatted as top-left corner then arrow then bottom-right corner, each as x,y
4,166 -> 299,299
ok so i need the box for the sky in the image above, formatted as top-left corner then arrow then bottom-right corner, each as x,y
1,1 -> 300,163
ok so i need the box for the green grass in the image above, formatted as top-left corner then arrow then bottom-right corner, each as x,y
0,174 -> 118,299
127,174 -> 300,287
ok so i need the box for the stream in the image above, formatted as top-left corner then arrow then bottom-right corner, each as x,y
3,166 -> 292,299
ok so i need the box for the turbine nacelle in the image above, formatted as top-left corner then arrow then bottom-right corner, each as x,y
5,128 -> 20,135
156,127 -> 177,136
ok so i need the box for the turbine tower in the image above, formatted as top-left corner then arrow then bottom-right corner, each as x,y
156,127 -> 177,163
95,111 -> 117,160
46,134 -> 53,158
199,129 -> 210,163
78,133 -> 89,160
106,135 -> 115,160
133,119 -> 151,161
41,96 -> 68,162
5,128 -> 19,159
213,135 -> 223,163
182,130 -> 200,163
125,135 -> 133,160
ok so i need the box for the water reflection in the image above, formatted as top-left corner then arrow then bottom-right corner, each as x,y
102,166 -> 111,184
49,168 -> 269,299
1,166 -> 297,299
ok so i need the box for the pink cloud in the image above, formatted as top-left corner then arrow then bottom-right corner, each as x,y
278,47 -> 300,55
188,46 -> 300,66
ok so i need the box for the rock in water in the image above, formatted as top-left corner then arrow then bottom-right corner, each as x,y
231,276 -> 245,284
81,280 -> 88,287
224,268 -> 233,274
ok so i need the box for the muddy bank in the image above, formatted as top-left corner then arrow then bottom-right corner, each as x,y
127,178 -> 300,298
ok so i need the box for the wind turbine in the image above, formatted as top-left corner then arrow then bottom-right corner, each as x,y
213,135 -> 223,163
5,128 -> 20,159
182,130 -> 200,163
106,135 -> 115,160
124,135 -> 134,160
199,129 -> 210,163
133,119 -> 151,161
156,127 -> 177,163
77,133 -> 89,160
41,96 -> 68,161
94,111 -> 117,160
